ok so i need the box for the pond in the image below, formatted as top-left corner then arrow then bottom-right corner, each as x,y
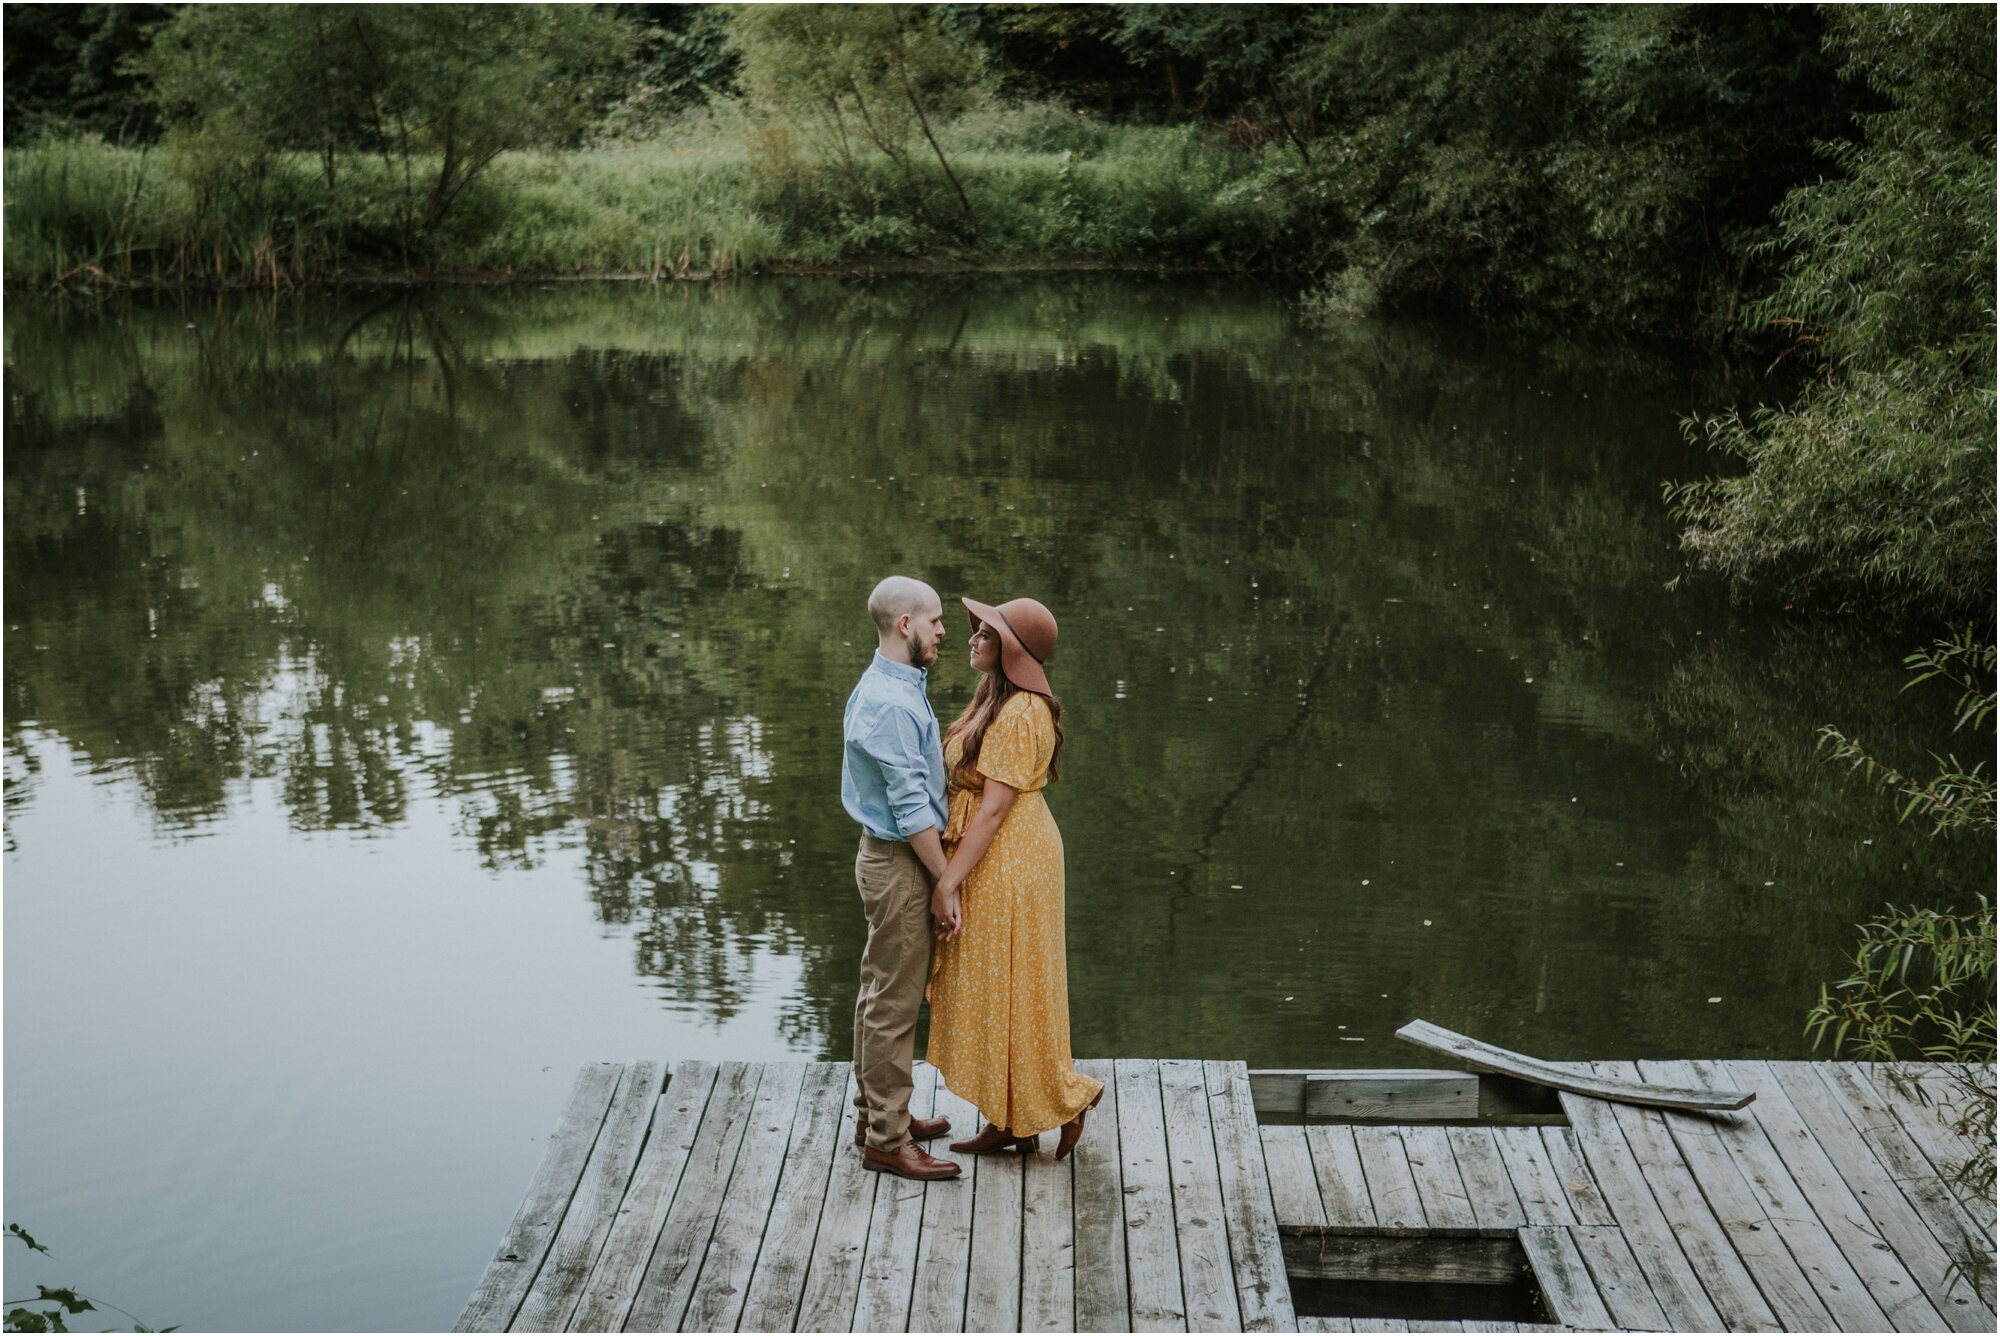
5,276 -> 1985,1331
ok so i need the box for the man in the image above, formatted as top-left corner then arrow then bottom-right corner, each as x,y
840,575 -> 962,1180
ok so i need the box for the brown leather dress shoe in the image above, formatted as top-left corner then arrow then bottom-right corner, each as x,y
950,1122 -> 1040,1155
853,1113 -> 951,1147
861,1140 -> 962,1180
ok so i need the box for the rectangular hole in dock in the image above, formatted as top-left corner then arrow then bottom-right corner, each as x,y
1251,1070 -> 1566,1125
1283,1229 -> 1551,1324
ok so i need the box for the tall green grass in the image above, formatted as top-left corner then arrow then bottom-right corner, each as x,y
5,109 -> 1295,287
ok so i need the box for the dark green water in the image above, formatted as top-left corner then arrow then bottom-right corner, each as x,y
5,277 -> 1984,1329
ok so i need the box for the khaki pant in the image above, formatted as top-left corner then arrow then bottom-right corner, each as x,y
852,834 -> 933,1152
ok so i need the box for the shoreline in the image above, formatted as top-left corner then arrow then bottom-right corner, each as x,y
5,253 -> 1273,295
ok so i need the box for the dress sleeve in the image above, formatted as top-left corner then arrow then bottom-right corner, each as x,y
975,696 -> 1048,791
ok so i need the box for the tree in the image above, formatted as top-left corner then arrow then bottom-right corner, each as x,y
1285,5 -> 1853,332
136,4 -> 635,259
1,4 -> 174,144
731,4 -> 983,231
1671,5 -> 1996,617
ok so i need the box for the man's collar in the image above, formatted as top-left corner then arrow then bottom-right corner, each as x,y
871,649 -> 927,685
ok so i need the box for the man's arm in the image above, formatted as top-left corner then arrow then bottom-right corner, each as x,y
859,708 -> 946,878
905,826 -> 948,882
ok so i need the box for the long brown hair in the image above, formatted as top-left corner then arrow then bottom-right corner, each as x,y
945,661 -> 1065,786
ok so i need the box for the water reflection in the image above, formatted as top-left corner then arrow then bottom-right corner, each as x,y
6,278 -> 1985,1062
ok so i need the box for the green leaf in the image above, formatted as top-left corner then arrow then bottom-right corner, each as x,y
33,1291 -> 90,1317
5,1226 -> 49,1255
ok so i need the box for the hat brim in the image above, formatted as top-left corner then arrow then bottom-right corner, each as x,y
962,596 -> 1053,696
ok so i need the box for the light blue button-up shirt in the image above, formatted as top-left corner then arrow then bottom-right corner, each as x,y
842,651 -> 949,842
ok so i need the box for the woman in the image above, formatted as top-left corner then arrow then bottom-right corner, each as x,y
926,595 -> 1104,1159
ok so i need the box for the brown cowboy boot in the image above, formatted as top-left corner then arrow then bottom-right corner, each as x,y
950,1122 -> 1040,1155
854,1113 -> 951,1147
861,1140 -> 962,1180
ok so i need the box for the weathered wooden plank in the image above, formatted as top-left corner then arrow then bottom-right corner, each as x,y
1118,1058 -> 1189,1332
1406,1322 -> 1466,1333
1567,1225 -> 1668,1332
1398,1021 -> 1754,1111
1701,1059 -> 1946,1332
1766,1060 -> 1994,1330
910,1067 -> 980,1334
1632,1059 -> 1845,1334
1160,1059 -> 1242,1332
622,1061 -> 760,1332
456,1063 -> 625,1333
1262,1125 -> 1329,1228
1303,1125 -> 1376,1230
1517,1227 -> 1613,1332
1399,1125 -> 1477,1234
1488,1129 -> 1577,1227
1589,1062 -> 1780,1332
681,1063 -> 808,1333
1443,1128 -> 1524,1232
854,1063 -> 936,1334
1900,1065 -> 1994,1186
1814,1061 -> 1997,1308
1071,1057 -> 1131,1334
735,1062 -> 850,1333
1296,1318 -> 1353,1334
1350,1320 -> 1410,1334
1021,1135 -> 1078,1332
1207,1060 -> 1298,1333
965,1137 -> 1024,1331
793,1068 -> 881,1332
508,1062 -> 661,1332
1640,1056 -> 1872,1328
1536,1126 -> 1616,1227
1306,1072 -> 1480,1122
566,1061 -> 720,1332
1856,1064 -> 1975,1186
1353,1126 -> 1426,1233
1459,1323 -> 1517,1333
1556,1091 -> 1723,1331
1864,1062 -> 1999,1240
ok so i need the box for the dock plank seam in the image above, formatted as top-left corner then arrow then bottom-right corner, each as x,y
1700,1059 -> 1948,1333
1556,1088 -> 1725,1330
736,1062 -> 853,1333
1632,1058 -> 1850,1334
566,1059 -> 722,1332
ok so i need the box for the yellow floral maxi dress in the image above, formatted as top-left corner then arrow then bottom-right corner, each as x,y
927,691 -> 1104,1137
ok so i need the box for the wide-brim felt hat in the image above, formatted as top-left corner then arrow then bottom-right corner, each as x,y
961,596 -> 1057,696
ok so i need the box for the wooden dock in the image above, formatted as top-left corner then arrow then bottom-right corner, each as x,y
457,1057 -> 1995,1333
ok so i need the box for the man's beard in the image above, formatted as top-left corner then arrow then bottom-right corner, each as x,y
904,632 -> 934,666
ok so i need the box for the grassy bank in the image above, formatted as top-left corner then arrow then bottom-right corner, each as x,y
4,111 -> 1296,289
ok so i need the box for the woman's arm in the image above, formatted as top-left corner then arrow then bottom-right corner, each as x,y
931,778 -> 1016,940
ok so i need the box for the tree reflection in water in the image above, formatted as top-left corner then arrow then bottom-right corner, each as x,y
5,279 -> 1986,1060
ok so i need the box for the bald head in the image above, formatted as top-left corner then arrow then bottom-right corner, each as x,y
868,575 -> 939,634
868,575 -> 947,668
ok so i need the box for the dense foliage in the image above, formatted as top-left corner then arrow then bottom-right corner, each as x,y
1672,6 -> 1996,621
0,2 -> 1877,332
135,4 -> 634,260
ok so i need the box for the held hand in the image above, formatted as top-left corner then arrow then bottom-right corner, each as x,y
931,881 -> 963,941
